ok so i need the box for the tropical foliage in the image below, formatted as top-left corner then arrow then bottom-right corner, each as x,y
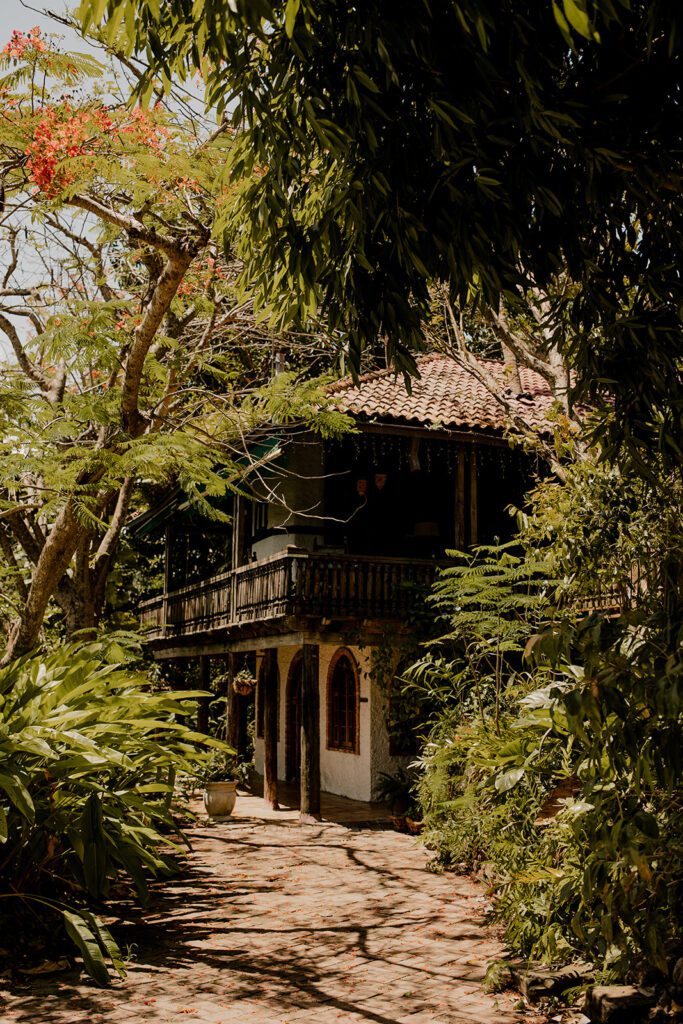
79,0 -> 683,472
0,636 -> 221,983
0,32 -> 350,661
0,2 -> 679,1003
411,458 -> 683,982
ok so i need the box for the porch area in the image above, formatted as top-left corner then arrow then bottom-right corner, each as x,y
245,777 -> 392,826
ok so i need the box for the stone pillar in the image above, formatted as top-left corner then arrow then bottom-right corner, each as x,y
300,643 -> 321,821
262,648 -> 279,809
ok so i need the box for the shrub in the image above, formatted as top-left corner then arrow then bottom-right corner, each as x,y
0,637 -> 223,983
418,662 -> 683,978
413,462 -> 683,982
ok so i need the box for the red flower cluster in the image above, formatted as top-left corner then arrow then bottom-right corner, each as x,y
205,257 -> 226,280
3,27 -> 46,59
26,104 -> 113,195
25,103 -> 170,195
120,106 -> 170,150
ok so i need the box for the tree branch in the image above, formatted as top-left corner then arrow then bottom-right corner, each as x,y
45,214 -> 119,303
2,229 -> 18,289
68,194 -> 183,257
1,498 -> 82,663
92,475 -> 134,610
0,312 -> 50,392
0,524 -> 28,600
122,250 -> 195,435
435,298 -> 573,480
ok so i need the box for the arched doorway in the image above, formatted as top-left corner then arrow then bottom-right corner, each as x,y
285,651 -> 303,782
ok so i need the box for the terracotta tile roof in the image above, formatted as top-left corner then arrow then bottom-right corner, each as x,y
328,354 -> 556,434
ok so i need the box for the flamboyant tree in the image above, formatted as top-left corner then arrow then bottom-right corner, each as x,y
0,31 -> 345,661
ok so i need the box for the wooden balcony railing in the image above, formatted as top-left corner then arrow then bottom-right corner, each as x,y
139,550 -> 441,640
563,559 -> 647,616
139,549 -> 648,642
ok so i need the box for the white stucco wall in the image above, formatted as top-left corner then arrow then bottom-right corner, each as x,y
253,642 -> 408,803
267,438 -> 324,530
251,532 -> 319,562
368,652 -> 414,798
249,436 -> 326,563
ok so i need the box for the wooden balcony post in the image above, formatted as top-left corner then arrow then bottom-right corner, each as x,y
225,653 -> 240,752
455,447 -> 466,549
197,655 -> 211,735
300,642 -> 321,821
262,648 -> 279,809
469,447 -> 478,546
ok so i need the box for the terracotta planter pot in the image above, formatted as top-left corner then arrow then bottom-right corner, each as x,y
203,780 -> 237,819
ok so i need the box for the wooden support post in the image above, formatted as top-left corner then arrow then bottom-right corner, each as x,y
300,643 -> 321,822
225,653 -> 240,752
163,525 -> 172,593
262,648 -> 279,809
230,496 -> 246,622
455,447 -> 466,549
469,448 -> 478,547
197,655 -> 210,735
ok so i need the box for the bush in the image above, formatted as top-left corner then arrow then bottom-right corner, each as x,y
0,636 -> 224,983
418,661 -> 683,978
413,462 -> 683,983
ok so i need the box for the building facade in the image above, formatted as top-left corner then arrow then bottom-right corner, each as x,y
137,355 -> 554,815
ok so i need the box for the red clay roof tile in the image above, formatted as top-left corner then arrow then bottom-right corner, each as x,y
328,354 -> 556,433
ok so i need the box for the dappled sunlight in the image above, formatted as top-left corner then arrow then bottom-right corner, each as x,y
2,797 -> 524,1024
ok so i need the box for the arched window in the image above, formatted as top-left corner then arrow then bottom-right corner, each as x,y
327,649 -> 359,753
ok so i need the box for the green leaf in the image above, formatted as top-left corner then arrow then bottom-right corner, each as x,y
494,767 -> 525,793
80,910 -> 126,980
562,0 -> 600,41
0,770 -> 35,822
552,1 -> 573,43
284,0 -> 300,38
352,66 -> 380,94
83,841 -> 109,898
63,910 -> 111,986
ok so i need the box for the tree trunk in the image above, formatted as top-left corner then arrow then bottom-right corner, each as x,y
1,498 -> 82,664
54,578 -> 96,636
502,342 -> 523,395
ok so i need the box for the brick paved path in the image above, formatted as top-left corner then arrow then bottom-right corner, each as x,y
0,795 -> 533,1024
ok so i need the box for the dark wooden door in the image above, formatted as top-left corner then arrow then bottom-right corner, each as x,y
286,655 -> 303,782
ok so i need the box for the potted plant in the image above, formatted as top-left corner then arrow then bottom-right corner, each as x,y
202,752 -> 240,819
232,667 -> 257,697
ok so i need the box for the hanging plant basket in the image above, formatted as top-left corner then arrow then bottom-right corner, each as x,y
232,671 -> 256,696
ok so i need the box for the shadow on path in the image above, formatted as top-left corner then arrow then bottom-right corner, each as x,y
0,795 -> 532,1024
